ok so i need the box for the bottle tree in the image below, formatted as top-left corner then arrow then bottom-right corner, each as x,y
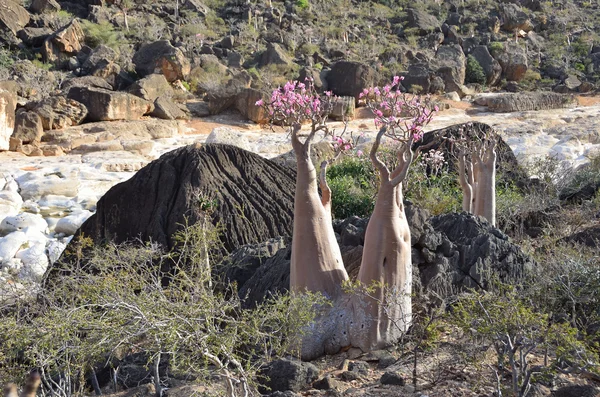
351,77 -> 437,351
260,77 -> 437,359
455,125 -> 497,226
257,81 -> 355,301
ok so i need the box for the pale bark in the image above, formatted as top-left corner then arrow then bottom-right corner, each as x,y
290,125 -> 348,300
472,141 -> 496,226
458,152 -> 474,213
351,129 -> 412,351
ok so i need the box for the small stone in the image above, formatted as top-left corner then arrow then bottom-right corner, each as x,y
380,371 -> 405,386
312,376 -> 343,391
346,347 -> 363,360
347,361 -> 369,375
340,371 -> 361,381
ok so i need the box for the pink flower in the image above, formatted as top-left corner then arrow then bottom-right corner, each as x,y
392,76 -> 400,86
255,99 -> 264,106
325,91 -> 332,97
356,150 -> 363,157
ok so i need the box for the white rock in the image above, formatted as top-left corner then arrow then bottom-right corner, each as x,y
47,239 -> 68,264
17,243 -> 49,281
0,190 -> 23,207
206,127 -> 253,151
45,217 -> 59,232
22,201 -> 40,214
23,228 -> 48,246
0,213 -> 49,235
17,174 -> 80,201
54,210 -> 92,236
0,231 -> 27,261
81,151 -> 149,172
4,178 -> 19,193
38,195 -> 79,212
2,257 -> 22,272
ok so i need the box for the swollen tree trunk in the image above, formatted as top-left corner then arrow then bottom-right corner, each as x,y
472,141 -> 497,226
290,125 -> 348,300
351,129 -> 412,351
458,152 -> 474,213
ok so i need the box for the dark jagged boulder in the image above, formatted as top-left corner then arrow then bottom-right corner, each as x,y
59,143 -> 295,255
552,385 -> 599,397
562,225 -> 600,248
259,359 -> 319,394
326,61 -> 377,100
427,213 -> 535,290
225,208 -> 535,307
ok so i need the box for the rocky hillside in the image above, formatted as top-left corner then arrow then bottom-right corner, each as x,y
2,0 -> 600,102
0,0 -> 598,155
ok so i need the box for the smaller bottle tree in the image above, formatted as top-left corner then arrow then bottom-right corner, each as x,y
454,125 -> 497,226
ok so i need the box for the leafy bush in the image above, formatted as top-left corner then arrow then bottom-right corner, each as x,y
452,283 -> 599,397
0,223 -> 322,397
465,54 -> 486,85
405,151 -> 462,215
488,41 -> 504,56
296,0 -> 310,10
81,20 -> 121,49
327,156 -> 377,219
0,47 -> 13,80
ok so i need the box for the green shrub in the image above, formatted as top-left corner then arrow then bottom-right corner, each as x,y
296,0 -> 310,10
327,156 -> 377,219
488,41 -> 504,56
405,152 -> 461,215
81,20 -> 121,49
0,223 -> 323,396
465,54 -> 486,85
452,283 -> 599,397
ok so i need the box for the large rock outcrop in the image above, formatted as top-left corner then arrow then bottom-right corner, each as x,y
55,144 -> 296,257
132,40 -> 191,82
326,61 -> 376,100
42,19 -> 85,65
224,209 -> 536,309
0,0 -> 30,46
67,87 -> 152,121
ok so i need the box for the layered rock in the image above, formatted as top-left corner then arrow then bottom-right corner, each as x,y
42,20 -> 85,65
67,87 -> 152,121
478,92 -> 574,113
24,96 -> 88,130
52,144 -> 296,270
